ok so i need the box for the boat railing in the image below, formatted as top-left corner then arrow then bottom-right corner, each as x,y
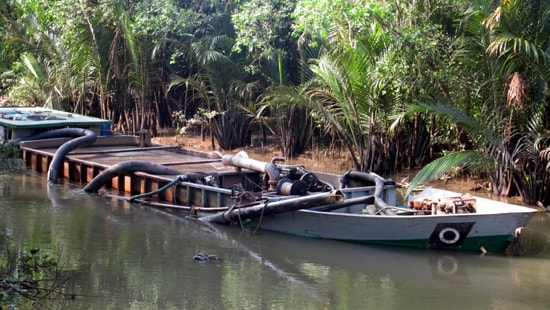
340,185 -> 397,205
170,179 -> 259,211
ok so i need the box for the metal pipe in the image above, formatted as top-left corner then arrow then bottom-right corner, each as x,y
309,195 -> 375,212
342,171 -> 397,215
222,155 -> 281,191
201,190 -> 345,224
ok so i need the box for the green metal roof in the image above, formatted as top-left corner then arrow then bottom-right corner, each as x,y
0,107 -> 111,129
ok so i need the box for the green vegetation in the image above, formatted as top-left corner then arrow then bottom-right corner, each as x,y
0,143 -> 24,189
0,0 -> 548,205
0,143 -> 22,175
1,247 -> 69,308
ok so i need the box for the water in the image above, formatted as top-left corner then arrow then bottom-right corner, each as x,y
1,174 -> 550,309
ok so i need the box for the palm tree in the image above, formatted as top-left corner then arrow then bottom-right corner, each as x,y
258,83 -> 313,158
0,0 -> 113,117
168,30 -> 255,151
483,0 -> 550,204
404,0 -> 550,205
306,20 -> 395,172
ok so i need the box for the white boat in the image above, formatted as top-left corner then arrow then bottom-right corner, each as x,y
248,186 -> 536,252
192,155 -> 537,253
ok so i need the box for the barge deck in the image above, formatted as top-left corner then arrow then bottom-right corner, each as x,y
19,135 -> 253,210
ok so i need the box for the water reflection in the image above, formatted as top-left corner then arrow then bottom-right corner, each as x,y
1,174 -> 550,309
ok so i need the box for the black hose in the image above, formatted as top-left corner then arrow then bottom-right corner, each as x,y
83,160 -> 182,192
10,127 -> 99,183
16,127 -> 92,143
45,128 -> 98,183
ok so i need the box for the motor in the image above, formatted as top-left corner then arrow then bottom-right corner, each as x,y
277,177 -> 308,196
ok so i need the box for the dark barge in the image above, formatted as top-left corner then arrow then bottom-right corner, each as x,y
4,107 -> 536,253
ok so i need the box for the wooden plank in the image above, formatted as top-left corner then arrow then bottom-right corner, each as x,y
124,175 -> 132,193
41,155 -> 50,173
20,138 -> 71,149
63,161 -> 70,179
19,135 -> 236,207
69,145 -> 179,155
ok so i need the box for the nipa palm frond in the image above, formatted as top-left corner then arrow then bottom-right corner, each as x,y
407,101 -> 505,148
404,150 -> 490,199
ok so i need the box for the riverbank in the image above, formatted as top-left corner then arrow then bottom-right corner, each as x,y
151,133 -> 496,199
151,133 -> 353,172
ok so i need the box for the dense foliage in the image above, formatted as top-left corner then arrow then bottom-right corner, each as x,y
1,247 -> 68,308
1,0 -> 549,205
0,143 -> 23,178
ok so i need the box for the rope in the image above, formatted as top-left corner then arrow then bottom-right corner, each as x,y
244,174 -> 267,191
234,192 -> 246,230
253,201 -> 267,234
226,186 -> 259,229
236,205 -> 245,230
188,205 -> 196,217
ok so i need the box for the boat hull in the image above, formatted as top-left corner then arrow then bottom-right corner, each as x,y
253,200 -> 536,252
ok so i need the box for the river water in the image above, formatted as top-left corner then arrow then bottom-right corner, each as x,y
1,174 -> 550,309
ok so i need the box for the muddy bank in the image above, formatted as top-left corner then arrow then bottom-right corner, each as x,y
151,133 -> 500,201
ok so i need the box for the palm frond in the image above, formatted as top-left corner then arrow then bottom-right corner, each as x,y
406,101 -> 503,148
191,42 -> 229,66
541,148 -> 550,162
404,150 -> 490,198
21,54 -> 45,83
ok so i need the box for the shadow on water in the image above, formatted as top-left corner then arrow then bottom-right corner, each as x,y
113,195 -> 550,307
2,173 -> 550,309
